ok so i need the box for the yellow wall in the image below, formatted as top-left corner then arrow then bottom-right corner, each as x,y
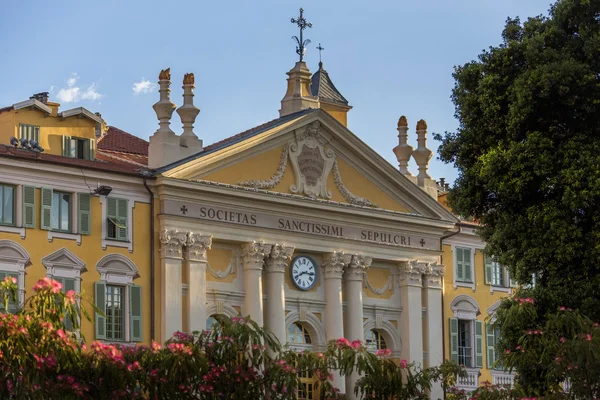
205,246 -> 237,284
202,145 -> 409,213
320,104 -> 348,127
363,266 -> 394,300
442,244 -> 512,383
0,187 -> 151,345
0,108 -> 97,156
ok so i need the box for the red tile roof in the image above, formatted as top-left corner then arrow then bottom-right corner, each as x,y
98,126 -> 149,156
96,149 -> 148,167
0,145 -> 146,176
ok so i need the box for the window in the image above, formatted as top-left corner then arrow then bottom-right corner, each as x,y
458,320 -> 472,367
365,329 -> 387,351
0,184 -> 15,226
0,271 -> 20,313
297,369 -> 316,400
51,191 -> 71,232
206,314 -> 224,333
19,124 -> 39,142
485,256 -> 507,287
95,254 -> 142,343
107,198 -> 128,241
105,285 -> 125,341
455,247 -> 472,282
62,136 -> 95,160
288,322 -> 312,345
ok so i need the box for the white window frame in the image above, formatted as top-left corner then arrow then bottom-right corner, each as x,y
42,247 -> 86,294
451,244 -> 477,291
0,183 -> 25,239
0,240 -> 31,306
47,188 -> 82,245
96,254 -> 140,344
457,319 -> 475,368
100,196 -> 134,253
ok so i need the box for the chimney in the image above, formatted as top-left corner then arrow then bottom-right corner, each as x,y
30,92 -> 49,104
279,62 -> 319,117
148,68 -> 180,169
392,116 -> 414,177
412,119 -> 437,198
176,73 -> 203,153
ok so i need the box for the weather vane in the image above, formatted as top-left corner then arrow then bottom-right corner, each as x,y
291,8 -> 312,62
316,43 -> 324,65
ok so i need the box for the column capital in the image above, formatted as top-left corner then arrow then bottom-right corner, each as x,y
265,244 -> 294,273
344,254 -> 372,281
159,229 -> 187,259
185,232 -> 212,262
241,241 -> 272,270
424,262 -> 445,289
399,260 -> 428,287
322,251 -> 352,279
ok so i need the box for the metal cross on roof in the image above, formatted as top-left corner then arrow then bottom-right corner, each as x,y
316,43 -> 324,64
291,8 -> 312,62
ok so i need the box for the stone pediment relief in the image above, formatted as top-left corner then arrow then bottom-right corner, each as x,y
41,248 -> 86,272
239,121 -> 377,207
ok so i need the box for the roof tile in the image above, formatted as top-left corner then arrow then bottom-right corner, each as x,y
98,126 -> 149,155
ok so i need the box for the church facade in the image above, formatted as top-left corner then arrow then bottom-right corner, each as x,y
147,61 -> 457,399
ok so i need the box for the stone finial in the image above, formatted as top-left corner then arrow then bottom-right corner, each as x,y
412,118 -> 433,186
393,115 -> 414,176
152,67 -> 177,139
177,72 -> 203,151
279,62 -> 319,117
159,68 -> 171,81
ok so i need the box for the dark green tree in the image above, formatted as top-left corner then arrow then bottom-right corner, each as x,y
436,0 -> 600,392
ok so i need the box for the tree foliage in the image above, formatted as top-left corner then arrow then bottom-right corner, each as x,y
436,0 -> 600,389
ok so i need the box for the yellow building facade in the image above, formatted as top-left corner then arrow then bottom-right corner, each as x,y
0,95 -> 152,345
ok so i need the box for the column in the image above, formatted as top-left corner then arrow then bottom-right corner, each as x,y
159,229 -> 187,342
424,263 -> 445,400
241,241 -> 272,326
343,254 -> 372,400
184,232 -> 212,334
264,244 -> 294,346
322,251 -> 351,393
398,260 -> 426,365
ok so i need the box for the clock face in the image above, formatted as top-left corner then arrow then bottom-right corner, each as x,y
290,256 -> 317,290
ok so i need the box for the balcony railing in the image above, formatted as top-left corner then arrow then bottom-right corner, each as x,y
491,370 -> 515,387
456,368 -> 480,391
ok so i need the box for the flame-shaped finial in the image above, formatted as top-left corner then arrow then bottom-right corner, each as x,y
416,119 -> 427,131
183,73 -> 195,85
397,115 -> 408,128
159,68 -> 171,81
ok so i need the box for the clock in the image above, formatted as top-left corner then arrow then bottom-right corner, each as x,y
290,255 -> 317,290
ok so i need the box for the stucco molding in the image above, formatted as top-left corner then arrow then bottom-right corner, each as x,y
450,294 -> 481,320
322,251 -> 351,279
398,260 -> 428,287
363,275 -> 393,295
42,248 -> 87,273
159,229 -> 187,259
363,318 -> 402,357
96,253 -> 140,284
424,262 -> 445,289
344,254 -> 372,281
184,232 -> 212,262
240,241 -> 271,270
0,239 -> 31,266
238,145 -> 290,189
285,310 -> 326,348
265,244 -> 294,274
332,160 -> 377,208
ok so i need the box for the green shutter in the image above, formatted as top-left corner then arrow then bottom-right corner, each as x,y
475,320 -> 483,368
62,136 -> 71,156
40,187 -> 53,230
130,285 -> 142,342
450,318 -> 459,364
89,139 -> 96,160
62,278 -> 76,331
117,199 -> 128,241
499,265 -> 505,287
486,322 -> 495,369
484,256 -> 492,285
78,193 -> 91,235
94,282 -> 106,340
464,248 -> 472,282
22,185 -> 36,228
456,248 -> 464,281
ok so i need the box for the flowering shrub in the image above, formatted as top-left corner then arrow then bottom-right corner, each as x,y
0,277 -> 464,399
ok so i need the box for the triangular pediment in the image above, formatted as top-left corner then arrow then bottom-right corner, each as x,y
161,109 -> 456,222
41,248 -> 86,271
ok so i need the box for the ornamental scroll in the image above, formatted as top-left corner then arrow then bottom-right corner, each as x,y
289,121 -> 335,199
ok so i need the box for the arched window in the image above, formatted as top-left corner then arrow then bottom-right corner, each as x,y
206,314 -> 225,332
365,329 -> 387,350
288,322 -> 312,345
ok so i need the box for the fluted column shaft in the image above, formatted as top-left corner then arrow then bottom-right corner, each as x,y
184,233 -> 212,333
399,261 -> 426,366
159,229 -> 187,342
264,244 -> 294,346
344,255 -> 372,400
241,241 -> 272,326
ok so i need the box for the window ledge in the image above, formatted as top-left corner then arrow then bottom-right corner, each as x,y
490,285 -> 512,294
99,340 -> 139,348
102,239 -> 133,253
454,281 -> 475,292
48,231 -> 81,245
0,226 -> 25,239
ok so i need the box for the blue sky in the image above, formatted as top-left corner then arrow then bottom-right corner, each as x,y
0,0 -> 553,183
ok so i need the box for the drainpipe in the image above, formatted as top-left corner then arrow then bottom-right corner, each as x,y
439,224 -> 461,399
143,178 -> 156,342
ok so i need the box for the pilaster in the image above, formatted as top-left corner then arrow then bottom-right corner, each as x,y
398,260 -> 427,366
240,241 -> 272,326
184,232 -> 212,334
264,244 -> 294,347
424,262 -> 445,400
159,228 -> 187,341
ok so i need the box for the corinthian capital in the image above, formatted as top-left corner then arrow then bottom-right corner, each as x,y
265,244 -> 295,273
185,232 -> 212,262
424,262 -> 445,289
322,251 -> 352,279
240,241 -> 272,270
159,229 -> 187,259
344,254 -> 372,281
399,260 -> 428,287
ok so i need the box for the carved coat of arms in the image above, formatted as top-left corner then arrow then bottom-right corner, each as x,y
289,121 -> 335,199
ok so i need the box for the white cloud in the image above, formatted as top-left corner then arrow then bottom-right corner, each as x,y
133,78 -> 157,95
54,73 -> 103,103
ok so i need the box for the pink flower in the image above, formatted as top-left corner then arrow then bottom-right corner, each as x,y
560,337 -> 566,343
65,290 -> 76,304
586,334 -> 592,341
335,338 -> 351,348
505,349 -> 511,354
375,348 -> 392,357
559,306 -> 566,311
399,359 -> 408,368
10,277 -> 16,284
351,340 -> 362,349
